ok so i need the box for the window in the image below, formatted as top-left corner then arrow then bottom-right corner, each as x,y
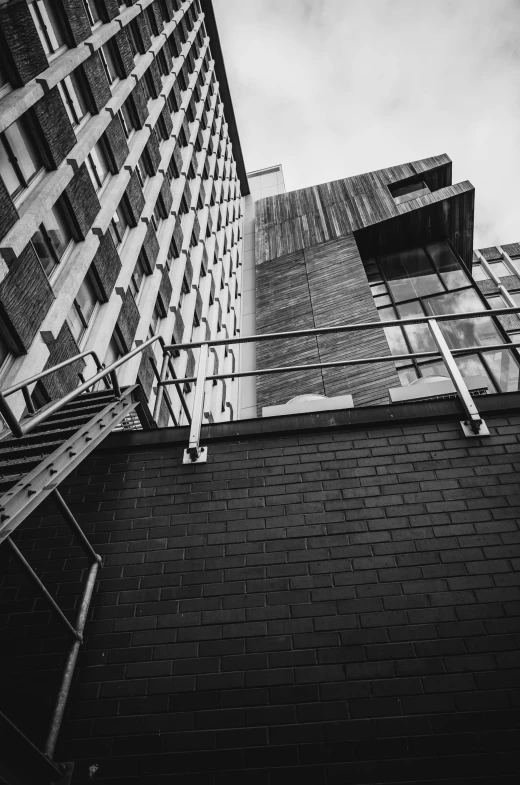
389,179 -> 431,205
0,333 -> 10,374
85,142 -> 110,192
145,6 -> 158,36
369,240 -> 520,393
119,100 -> 136,139
31,201 -> 73,277
129,255 -> 146,303
148,304 -> 162,339
136,155 -> 149,189
127,20 -> 141,57
472,264 -> 488,282
100,43 -> 119,85
179,275 -> 190,307
0,59 -> 11,99
29,0 -> 66,59
67,275 -> 99,343
157,50 -> 168,79
109,202 -> 130,249
58,72 -> 89,129
488,259 -> 511,279
0,117 -> 43,202
82,0 -> 101,26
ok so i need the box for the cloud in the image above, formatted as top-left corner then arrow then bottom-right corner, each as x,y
213,0 -> 520,247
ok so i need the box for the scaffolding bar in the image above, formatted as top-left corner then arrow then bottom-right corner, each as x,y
51,490 -> 102,566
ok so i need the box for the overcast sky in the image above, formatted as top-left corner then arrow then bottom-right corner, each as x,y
213,0 -> 520,248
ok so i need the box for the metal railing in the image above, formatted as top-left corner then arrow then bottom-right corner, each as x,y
157,305 -> 520,461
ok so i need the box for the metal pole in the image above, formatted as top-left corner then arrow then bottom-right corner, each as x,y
51,490 -> 102,566
0,391 -> 23,437
185,343 -> 208,463
21,386 -> 35,415
152,355 -> 169,422
151,357 -> 178,427
44,560 -> 99,759
6,538 -> 80,640
427,319 -> 485,435
167,356 -> 192,424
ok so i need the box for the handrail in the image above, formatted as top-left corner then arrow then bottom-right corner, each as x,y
1,350 -> 105,397
163,305 -> 520,351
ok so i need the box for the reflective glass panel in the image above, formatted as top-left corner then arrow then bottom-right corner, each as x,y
487,295 -> 506,310
488,260 -> 510,278
472,264 -> 488,282
383,326 -> 408,356
454,354 -> 496,392
380,246 -> 444,302
398,367 -> 418,386
483,350 -> 520,392
424,288 -> 483,317
440,317 -> 501,351
76,277 -> 97,324
374,294 -> 392,307
427,240 -> 469,289
378,306 -> 397,322
45,202 -> 71,261
419,360 -> 449,378
0,136 -> 21,197
370,283 -> 387,296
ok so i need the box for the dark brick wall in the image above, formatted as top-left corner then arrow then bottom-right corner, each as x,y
2,405 -> 520,783
0,0 -> 48,86
62,163 -> 101,240
58,0 -> 92,46
157,265 -> 173,316
32,87 -> 77,169
132,81 -> 150,129
0,242 -> 54,352
82,53 -> 112,114
125,172 -> 146,226
40,320 -> 85,399
0,174 -> 19,242
113,29 -> 135,79
141,222 -> 160,274
116,289 -> 140,351
104,116 -> 130,174
90,231 -> 122,303
145,131 -> 161,176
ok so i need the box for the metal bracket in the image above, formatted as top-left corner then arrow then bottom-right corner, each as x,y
183,446 -> 208,464
461,419 -> 490,437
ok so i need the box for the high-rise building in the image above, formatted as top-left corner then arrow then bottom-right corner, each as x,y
0,0 -> 246,426
1,5 -> 520,785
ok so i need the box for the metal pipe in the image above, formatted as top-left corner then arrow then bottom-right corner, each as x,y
2,350 -> 104,397
21,386 -> 35,415
187,344 -> 208,459
6,538 -> 79,640
428,319 -> 482,432
163,305 -> 520,352
167,356 -> 192,424
51,490 -> 102,565
159,340 -> 520,386
152,355 -> 168,422
44,560 -> 99,759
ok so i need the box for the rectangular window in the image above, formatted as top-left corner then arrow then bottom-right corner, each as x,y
31,200 -> 73,277
145,6 -> 158,36
67,275 -> 99,343
0,117 -> 43,201
472,263 -> 488,282
29,0 -> 66,59
148,304 -> 162,339
129,255 -> 146,302
100,43 -> 119,85
82,0 -> 101,26
85,142 -> 110,192
58,71 -> 89,129
488,260 -> 511,278
157,50 -> 168,78
380,247 -> 444,303
127,20 -> 141,57
108,202 -> 130,249
119,100 -> 136,139
179,274 -> 190,306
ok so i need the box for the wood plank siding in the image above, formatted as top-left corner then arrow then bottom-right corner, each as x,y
254,155 -> 476,414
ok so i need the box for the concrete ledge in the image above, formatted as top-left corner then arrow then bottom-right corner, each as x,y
102,391 -> 520,451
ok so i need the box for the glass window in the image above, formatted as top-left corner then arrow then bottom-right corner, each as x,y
423,288 -> 484,317
67,276 -> 98,342
82,0 -> 101,26
380,246 -> 444,302
148,304 -> 162,339
109,203 -> 129,248
58,72 -> 89,128
127,20 -> 140,57
487,294 -> 506,310
104,338 -> 121,368
439,317 -> 501,352
119,102 -> 135,139
31,201 -> 73,276
488,260 -> 511,278
29,0 -> 66,58
0,118 -> 43,200
0,60 -> 10,97
472,264 -> 488,282
85,142 -> 110,192
427,241 -> 469,289
398,366 -> 418,386
483,350 -> 520,392
454,354 -> 496,392
129,256 -> 146,302
100,43 -> 119,85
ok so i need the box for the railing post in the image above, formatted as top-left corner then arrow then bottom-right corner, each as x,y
153,355 -> 169,422
427,318 -> 489,436
183,343 -> 209,463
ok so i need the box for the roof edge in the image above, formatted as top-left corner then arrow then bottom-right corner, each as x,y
200,0 -> 249,195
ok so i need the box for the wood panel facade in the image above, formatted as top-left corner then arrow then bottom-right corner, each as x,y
255,155 -> 475,413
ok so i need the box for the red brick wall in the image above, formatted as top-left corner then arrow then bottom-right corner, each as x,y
1,412 -> 520,783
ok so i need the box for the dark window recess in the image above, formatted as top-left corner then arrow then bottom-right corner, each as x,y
0,117 -> 43,201
167,154 -> 180,182
67,273 -> 99,343
31,199 -> 73,277
119,100 -> 137,139
145,6 -> 159,35
157,115 -> 168,142
143,69 -> 156,103
389,178 -> 431,205
157,49 -> 168,78
29,0 -> 66,58
82,0 -> 101,26
99,42 -> 120,84
108,200 -> 130,248
168,32 -> 180,59
179,192 -> 189,215
59,71 -> 89,128
129,254 -> 147,302
127,19 -> 141,56
85,141 -> 110,192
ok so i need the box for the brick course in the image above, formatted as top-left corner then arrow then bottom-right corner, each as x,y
1,408 -> 520,783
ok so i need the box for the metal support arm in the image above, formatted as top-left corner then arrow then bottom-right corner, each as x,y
184,344 -> 209,464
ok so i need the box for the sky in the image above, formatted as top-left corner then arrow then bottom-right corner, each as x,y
213,0 -> 520,248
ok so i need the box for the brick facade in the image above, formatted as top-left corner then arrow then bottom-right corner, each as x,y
1,401 -> 519,783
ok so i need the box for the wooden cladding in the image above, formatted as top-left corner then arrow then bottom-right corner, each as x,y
256,236 -> 400,414
254,155 -> 470,265
41,321 -> 85,400
115,289 -> 140,352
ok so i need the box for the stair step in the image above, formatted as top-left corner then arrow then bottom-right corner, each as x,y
0,439 -> 64,460
0,473 -> 23,493
0,454 -> 48,474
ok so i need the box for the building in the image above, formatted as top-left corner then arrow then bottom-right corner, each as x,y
1,4 -> 520,785
0,0 -> 246,426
